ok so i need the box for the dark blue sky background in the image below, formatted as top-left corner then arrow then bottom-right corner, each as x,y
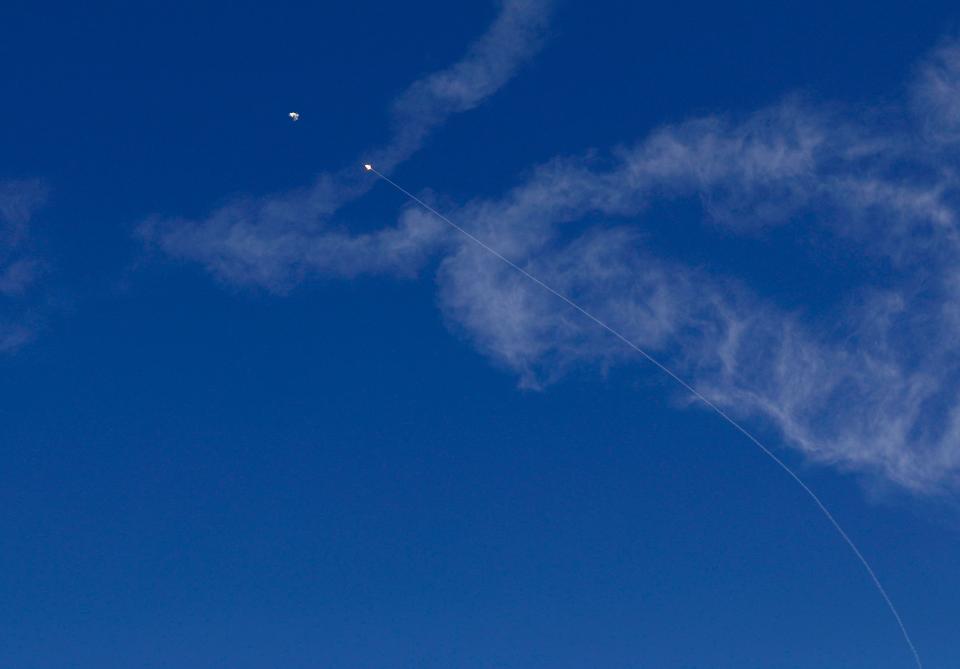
2,1 -> 959,667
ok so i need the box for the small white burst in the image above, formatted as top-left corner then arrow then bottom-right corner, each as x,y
363,163 -> 373,171
288,112 -> 300,122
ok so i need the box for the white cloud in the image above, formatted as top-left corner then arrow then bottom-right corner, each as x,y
145,24 -> 960,494
422,85 -> 960,492
0,259 -> 40,297
141,203 -> 448,291
913,38 -> 960,144
0,179 -> 47,351
370,0 -> 553,172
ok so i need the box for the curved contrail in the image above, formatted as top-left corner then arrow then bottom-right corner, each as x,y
364,164 -> 922,669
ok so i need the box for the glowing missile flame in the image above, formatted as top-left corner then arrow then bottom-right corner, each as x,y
363,163 -> 373,171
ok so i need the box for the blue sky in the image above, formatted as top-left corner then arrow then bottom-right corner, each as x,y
3,1 -> 960,666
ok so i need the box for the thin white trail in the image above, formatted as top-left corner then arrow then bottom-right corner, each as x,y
365,165 -> 922,669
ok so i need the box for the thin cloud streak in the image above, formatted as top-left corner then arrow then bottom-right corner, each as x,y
0,179 -> 48,352
369,0 -> 553,172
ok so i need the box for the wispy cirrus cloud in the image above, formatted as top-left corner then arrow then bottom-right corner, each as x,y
912,37 -> 960,144
144,21 -> 960,494
370,0 -> 553,173
140,0 -> 553,291
426,83 -> 960,493
0,179 -> 48,351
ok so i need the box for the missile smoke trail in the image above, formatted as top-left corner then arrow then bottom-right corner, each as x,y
364,163 -> 923,669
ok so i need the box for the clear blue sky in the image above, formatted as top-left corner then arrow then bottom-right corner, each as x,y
2,1 -> 960,667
